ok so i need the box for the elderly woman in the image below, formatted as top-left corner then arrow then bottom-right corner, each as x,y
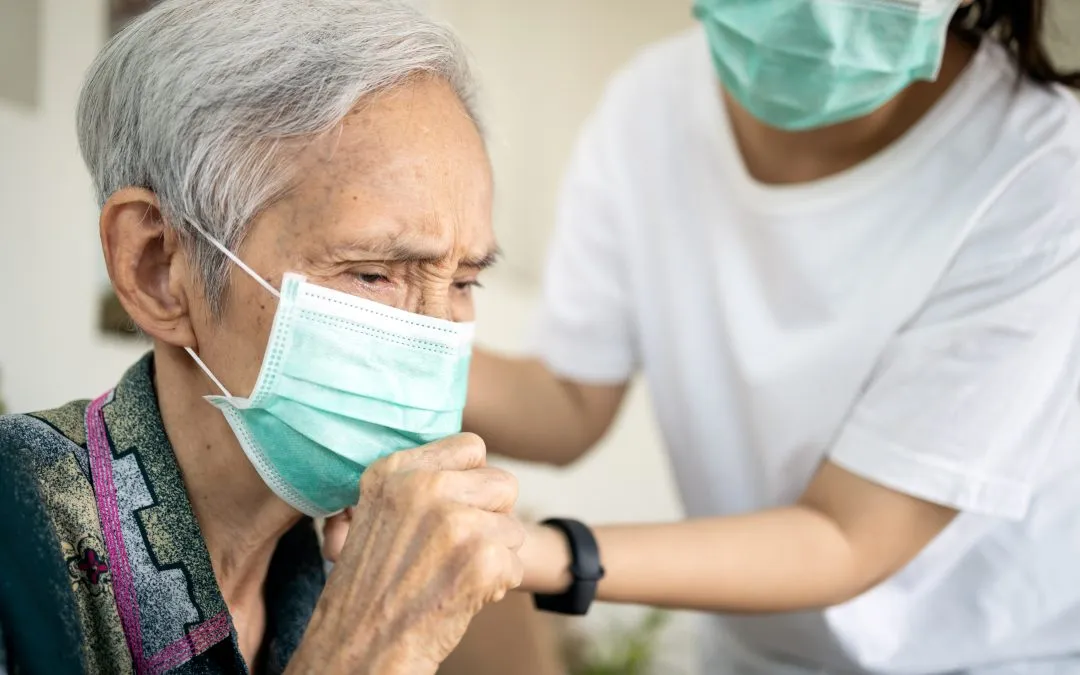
0,1 -> 539,673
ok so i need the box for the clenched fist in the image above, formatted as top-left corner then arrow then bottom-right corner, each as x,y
286,433 -> 524,675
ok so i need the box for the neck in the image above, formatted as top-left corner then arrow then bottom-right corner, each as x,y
153,343 -> 301,606
726,33 -> 978,186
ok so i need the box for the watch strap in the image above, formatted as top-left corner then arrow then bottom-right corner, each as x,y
532,518 -> 604,616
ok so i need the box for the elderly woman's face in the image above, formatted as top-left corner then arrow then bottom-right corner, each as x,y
194,78 -> 493,396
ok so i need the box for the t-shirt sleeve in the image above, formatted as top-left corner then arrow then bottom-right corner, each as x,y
829,148 -> 1080,520
530,80 -> 639,384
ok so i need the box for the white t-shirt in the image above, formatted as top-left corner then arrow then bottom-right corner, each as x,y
533,27 -> 1080,674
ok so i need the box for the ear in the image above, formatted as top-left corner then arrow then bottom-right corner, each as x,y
100,188 -> 199,348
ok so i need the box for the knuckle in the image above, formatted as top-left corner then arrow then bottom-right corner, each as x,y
398,469 -> 431,495
366,454 -> 390,475
493,468 -> 519,500
439,507 -> 475,545
508,553 -> 524,588
456,431 -> 486,451
381,471 -> 431,511
457,432 -> 488,453
363,452 -> 403,485
425,470 -> 452,497
359,466 -> 382,495
470,541 -> 508,584
381,450 -> 408,473
506,516 -> 527,549
455,432 -> 487,460
473,469 -> 518,513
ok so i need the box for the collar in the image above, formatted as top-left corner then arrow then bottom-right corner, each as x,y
88,353 -> 324,674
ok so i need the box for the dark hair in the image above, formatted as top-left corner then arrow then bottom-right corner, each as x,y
951,0 -> 1080,87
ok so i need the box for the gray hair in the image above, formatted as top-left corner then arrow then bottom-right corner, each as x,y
77,0 -> 477,313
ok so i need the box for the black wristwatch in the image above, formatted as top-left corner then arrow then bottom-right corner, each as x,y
532,518 -> 605,616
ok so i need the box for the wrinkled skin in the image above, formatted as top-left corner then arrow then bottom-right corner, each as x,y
103,76 -> 519,672
291,435 -> 524,674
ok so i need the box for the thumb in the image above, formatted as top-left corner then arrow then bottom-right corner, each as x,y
321,508 -> 353,562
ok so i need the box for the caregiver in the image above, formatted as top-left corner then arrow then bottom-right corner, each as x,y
472,1 -> 1080,673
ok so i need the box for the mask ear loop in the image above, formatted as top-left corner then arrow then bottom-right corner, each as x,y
188,222 -> 281,299
186,348 -> 234,398
182,221 -> 282,399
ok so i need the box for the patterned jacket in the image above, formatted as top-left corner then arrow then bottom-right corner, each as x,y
0,354 -> 325,674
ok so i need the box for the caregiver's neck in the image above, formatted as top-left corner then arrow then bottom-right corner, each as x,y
153,344 -> 301,605
726,32 -> 978,186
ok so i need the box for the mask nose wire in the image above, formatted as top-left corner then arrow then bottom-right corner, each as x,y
182,221 -> 282,399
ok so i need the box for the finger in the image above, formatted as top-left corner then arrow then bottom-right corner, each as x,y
507,550 -> 524,590
487,552 -> 524,603
472,510 -> 527,551
321,510 -> 353,562
393,432 -> 487,473
489,543 -> 525,595
435,467 -> 519,514
472,536 -> 525,601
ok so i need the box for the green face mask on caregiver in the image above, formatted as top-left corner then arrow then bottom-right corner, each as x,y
184,224 -> 474,518
692,0 -> 963,131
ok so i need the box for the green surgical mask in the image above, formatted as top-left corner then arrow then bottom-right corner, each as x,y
693,0 -> 961,131
186,227 -> 473,517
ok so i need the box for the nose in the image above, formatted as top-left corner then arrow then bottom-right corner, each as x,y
407,274 -> 454,321
418,288 -> 452,321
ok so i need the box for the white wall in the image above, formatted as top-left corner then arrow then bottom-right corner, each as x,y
0,0 -> 147,413
0,0 -> 41,108
0,1 -> 698,671
428,0 -> 694,282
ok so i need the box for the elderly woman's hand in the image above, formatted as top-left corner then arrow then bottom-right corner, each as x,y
320,511 -> 353,563
286,433 -> 524,675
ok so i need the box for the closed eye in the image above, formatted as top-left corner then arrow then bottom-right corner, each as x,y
358,273 -> 391,285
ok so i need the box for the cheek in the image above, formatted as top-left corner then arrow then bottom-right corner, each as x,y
452,294 -> 476,323
212,278 -> 280,393
220,270 -> 278,333
250,296 -> 276,335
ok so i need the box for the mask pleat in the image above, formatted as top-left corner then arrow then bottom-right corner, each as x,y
279,316 -> 470,411
201,271 -> 473,517
693,0 -> 959,130
273,376 -> 465,432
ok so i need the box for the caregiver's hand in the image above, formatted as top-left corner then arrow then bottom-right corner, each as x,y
287,433 -> 525,675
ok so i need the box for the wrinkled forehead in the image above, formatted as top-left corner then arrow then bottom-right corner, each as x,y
271,79 -> 495,266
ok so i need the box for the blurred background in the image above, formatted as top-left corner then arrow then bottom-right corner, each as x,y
0,0 -> 698,671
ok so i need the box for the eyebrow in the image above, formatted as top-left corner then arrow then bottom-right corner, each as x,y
464,247 -> 501,269
330,238 -> 501,270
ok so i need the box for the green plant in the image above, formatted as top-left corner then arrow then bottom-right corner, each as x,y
559,609 -> 671,675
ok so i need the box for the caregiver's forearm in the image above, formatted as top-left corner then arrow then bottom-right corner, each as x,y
527,507 -> 864,613
598,509 -> 865,612
525,462 -> 957,613
464,349 -> 627,466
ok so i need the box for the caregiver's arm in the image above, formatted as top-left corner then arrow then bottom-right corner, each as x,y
524,461 -> 957,612
465,349 -> 627,466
